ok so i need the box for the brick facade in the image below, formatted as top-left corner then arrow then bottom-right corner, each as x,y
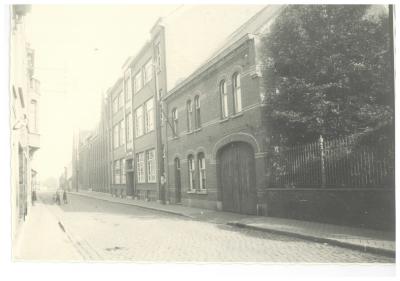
164,35 -> 269,214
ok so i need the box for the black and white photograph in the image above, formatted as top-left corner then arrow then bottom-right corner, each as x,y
2,0 -> 397,279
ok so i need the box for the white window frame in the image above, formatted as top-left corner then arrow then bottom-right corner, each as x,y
172,108 -> 178,136
135,106 -> 144,137
113,96 -> 118,114
137,152 -> 145,183
134,71 -> 143,94
188,155 -> 195,191
186,100 -> 192,132
146,149 -> 156,183
220,80 -> 228,118
120,120 -> 125,146
113,125 -> 119,149
194,96 -> 200,129
145,98 -> 154,133
198,153 -> 206,190
118,91 -> 124,111
124,69 -> 132,103
144,59 -> 153,84
233,73 -> 242,113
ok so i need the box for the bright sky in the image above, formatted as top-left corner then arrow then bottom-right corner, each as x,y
26,5 -> 181,180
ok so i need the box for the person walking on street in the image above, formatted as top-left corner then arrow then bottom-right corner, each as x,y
63,190 -> 68,204
31,190 -> 37,206
56,190 -> 61,205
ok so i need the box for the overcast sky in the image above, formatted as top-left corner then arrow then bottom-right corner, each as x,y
26,5 -> 181,181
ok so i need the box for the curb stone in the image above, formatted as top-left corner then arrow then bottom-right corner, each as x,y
227,222 -> 396,258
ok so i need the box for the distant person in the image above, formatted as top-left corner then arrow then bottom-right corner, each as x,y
31,190 -> 37,206
56,190 -> 61,205
63,190 -> 68,204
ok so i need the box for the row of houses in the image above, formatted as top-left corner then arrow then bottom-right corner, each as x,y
10,5 -> 41,242
72,5 -> 394,230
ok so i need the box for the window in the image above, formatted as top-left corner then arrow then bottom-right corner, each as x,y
113,125 -> 119,149
194,96 -> 201,129
146,149 -> 156,183
144,59 -> 153,84
220,80 -> 228,118
232,72 -> 242,113
114,160 -> 120,184
126,113 -> 133,149
186,100 -> 192,132
113,97 -> 118,114
134,71 -> 143,93
135,106 -> 144,137
120,120 -> 125,146
121,159 -> 126,184
198,153 -> 206,190
188,155 -> 195,191
118,91 -> 124,111
137,152 -> 145,183
124,70 -> 132,103
172,108 -> 178,136
29,100 -> 37,132
145,98 -> 154,133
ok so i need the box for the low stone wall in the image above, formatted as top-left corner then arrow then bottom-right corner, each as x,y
264,188 -> 395,231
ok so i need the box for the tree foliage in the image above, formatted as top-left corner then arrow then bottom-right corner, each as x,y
262,5 -> 394,146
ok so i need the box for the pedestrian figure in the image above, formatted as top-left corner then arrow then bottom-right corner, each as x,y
31,190 -> 37,206
56,190 -> 61,205
63,190 -> 68,204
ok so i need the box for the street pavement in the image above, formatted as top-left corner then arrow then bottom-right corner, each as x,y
18,191 -> 395,263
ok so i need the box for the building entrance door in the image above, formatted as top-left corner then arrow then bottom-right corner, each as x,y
218,142 -> 257,215
174,158 -> 182,203
127,172 -> 135,197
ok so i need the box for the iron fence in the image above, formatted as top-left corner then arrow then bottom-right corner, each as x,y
269,135 -> 394,188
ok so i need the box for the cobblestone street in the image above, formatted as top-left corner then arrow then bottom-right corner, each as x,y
35,192 -> 394,263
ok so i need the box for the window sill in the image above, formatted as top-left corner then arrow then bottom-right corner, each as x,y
193,128 -> 202,133
186,131 -> 194,135
231,112 -> 244,119
219,118 -> 229,124
186,190 -> 207,195
196,190 -> 207,195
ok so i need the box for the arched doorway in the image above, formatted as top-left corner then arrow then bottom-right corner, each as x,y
174,158 -> 182,203
218,142 -> 257,215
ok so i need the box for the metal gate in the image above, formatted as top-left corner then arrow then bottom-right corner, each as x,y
218,142 -> 257,215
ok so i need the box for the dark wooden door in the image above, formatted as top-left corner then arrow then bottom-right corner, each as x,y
219,142 -> 256,214
127,172 -> 135,196
174,158 -> 182,203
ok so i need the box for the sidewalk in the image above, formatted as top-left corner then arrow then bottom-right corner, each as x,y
71,190 -> 395,258
13,198 -> 83,261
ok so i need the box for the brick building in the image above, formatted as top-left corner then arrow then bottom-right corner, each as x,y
75,91 -> 112,193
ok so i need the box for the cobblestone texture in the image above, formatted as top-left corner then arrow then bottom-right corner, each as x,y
40,192 -> 394,263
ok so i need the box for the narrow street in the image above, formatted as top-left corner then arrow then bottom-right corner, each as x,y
23,191 -> 394,263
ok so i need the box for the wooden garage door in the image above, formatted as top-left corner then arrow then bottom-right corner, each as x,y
219,142 -> 257,215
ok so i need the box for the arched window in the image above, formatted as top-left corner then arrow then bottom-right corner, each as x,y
172,108 -> 178,137
197,152 -> 206,190
194,95 -> 201,129
188,155 -> 195,191
220,80 -> 228,118
186,100 -> 192,132
232,72 -> 242,113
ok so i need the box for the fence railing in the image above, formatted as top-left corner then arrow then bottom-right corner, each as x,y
269,135 -> 394,188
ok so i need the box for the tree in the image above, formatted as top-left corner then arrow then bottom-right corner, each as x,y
262,5 -> 394,146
